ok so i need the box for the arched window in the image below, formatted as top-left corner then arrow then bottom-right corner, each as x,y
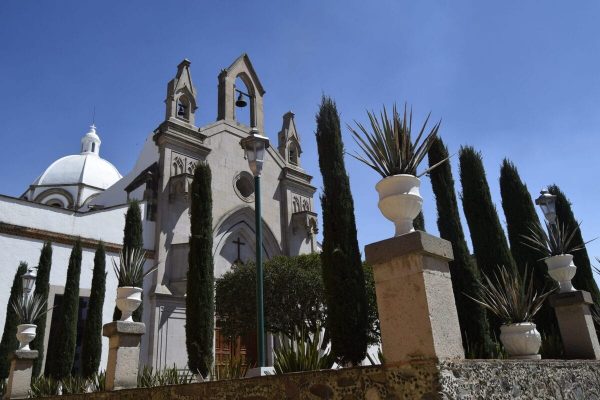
91,142 -> 95,153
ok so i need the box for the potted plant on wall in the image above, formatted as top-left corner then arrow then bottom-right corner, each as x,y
467,265 -> 554,359
112,249 -> 157,322
12,294 -> 50,350
349,104 -> 447,236
520,219 -> 592,293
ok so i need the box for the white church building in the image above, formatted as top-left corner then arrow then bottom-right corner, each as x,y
0,54 -> 319,373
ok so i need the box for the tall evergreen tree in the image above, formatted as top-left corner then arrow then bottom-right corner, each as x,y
499,160 -> 558,340
459,147 -> 516,277
428,138 -> 494,358
45,240 -> 82,379
0,262 -> 27,379
123,199 -> 144,250
186,162 -> 214,378
31,242 -> 52,377
81,243 -> 106,378
549,184 -> 600,306
315,96 -> 368,365
459,147 -> 515,331
114,200 -> 144,322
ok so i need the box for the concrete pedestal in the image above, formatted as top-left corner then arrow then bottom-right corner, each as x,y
549,290 -> 600,359
103,321 -> 145,390
365,231 -> 465,363
3,349 -> 37,399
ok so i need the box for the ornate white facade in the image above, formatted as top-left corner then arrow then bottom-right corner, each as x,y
0,54 -> 318,372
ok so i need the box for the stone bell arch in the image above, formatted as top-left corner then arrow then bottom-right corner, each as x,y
217,53 -> 266,132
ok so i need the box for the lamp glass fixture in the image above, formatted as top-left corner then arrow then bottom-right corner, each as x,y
21,268 -> 37,295
241,128 -> 270,177
535,189 -> 557,224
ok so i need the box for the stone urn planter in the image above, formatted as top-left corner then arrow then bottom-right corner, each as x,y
544,254 -> 576,293
376,174 -> 423,236
16,324 -> 36,350
500,322 -> 542,359
116,286 -> 143,322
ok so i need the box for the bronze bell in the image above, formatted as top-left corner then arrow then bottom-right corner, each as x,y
235,92 -> 247,108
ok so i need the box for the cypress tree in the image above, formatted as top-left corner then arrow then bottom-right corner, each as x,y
114,200 -> 144,321
428,138 -> 494,358
315,96 -> 368,365
459,147 -> 516,277
0,262 -> 27,379
45,240 -> 82,379
81,243 -> 106,378
31,242 -> 52,377
123,199 -> 144,250
499,160 -> 558,339
548,184 -> 600,305
459,147 -> 515,331
186,162 -> 214,378
413,212 -> 425,231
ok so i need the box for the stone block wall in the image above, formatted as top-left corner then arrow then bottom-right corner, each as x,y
38,360 -> 600,400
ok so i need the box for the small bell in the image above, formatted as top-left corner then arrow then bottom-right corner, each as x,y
177,102 -> 186,116
235,92 -> 247,108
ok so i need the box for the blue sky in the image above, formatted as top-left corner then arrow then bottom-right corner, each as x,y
1,1 -> 599,277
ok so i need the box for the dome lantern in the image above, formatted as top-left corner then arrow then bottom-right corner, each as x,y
81,124 -> 101,155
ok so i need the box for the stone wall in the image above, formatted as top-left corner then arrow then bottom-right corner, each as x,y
39,360 -> 600,400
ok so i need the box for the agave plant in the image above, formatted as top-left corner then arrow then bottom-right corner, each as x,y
112,248 -> 157,287
466,265 -> 554,325
11,294 -> 49,324
348,104 -> 447,178
137,365 -> 194,388
520,219 -> 591,259
30,376 -> 60,397
273,328 -> 335,374
212,356 -> 249,380
88,370 -> 106,393
60,375 -> 89,395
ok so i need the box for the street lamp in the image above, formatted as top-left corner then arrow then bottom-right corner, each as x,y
22,268 -> 37,298
240,126 -> 270,368
535,188 -> 557,225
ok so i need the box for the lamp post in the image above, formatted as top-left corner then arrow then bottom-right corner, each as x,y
535,188 -> 557,226
240,126 -> 270,368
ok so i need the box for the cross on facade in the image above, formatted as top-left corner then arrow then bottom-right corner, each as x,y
233,237 -> 245,264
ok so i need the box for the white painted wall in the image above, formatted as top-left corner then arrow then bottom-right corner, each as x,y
0,196 -> 155,374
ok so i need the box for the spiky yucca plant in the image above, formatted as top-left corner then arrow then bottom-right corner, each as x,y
348,104 -> 447,178
30,376 -> 60,397
137,365 -> 194,388
467,265 -> 554,325
521,219 -> 591,259
213,356 -> 249,381
11,294 -> 49,325
112,248 -> 157,287
273,329 -> 335,374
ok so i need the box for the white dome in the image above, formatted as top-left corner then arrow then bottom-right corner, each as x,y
32,154 -> 122,189
26,125 -> 122,208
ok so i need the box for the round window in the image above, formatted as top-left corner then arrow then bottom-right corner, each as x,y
234,172 -> 255,202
